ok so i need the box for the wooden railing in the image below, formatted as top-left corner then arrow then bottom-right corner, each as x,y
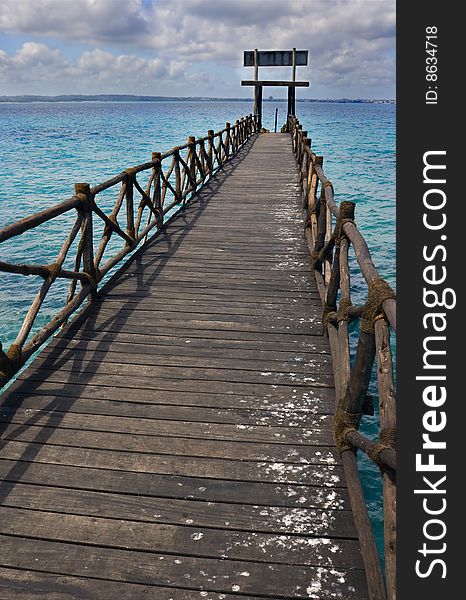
288,115 -> 396,600
0,114 -> 259,386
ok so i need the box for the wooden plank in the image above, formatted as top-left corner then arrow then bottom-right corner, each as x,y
0,482 -> 353,537
241,80 -> 310,87
46,335 -> 330,362
3,380 -> 336,413
0,460 -> 349,510
0,422 -> 340,465
120,262 -> 312,278
0,567 -> 255,600
15,369 -> 334,399
95,295 -> 319,313
91,298 -> 321,319
0,536 -> 368,599
81,308 -> 321,331
0,393 -> 336,424
103,283 -> 315,301
0,506 -> 361,568
63,328 -> 331,353
0,441 -> 344,486
0,407 -> 335,445
17,362 -> 335,391
39,344 -> 334,375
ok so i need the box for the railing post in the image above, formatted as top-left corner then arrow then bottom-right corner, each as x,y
314,190 -> 327,264
123,171 -> 136,244
234,119 -> 240,152
308,156 -> 322,242
199,139 -> 206,180
338,236 -> 352,396
224,123 -> 230,158
339,332 -> 376,425
375,318 -> 396,600
188,136 -> 197,196
299,131 -> 307,171
207,131 -> 214,174
173,147 -> 182,202
152,152 -> 163,230
74,182 -> 97,291
303,143 -> 313,210
301,139 -> 310,197
325,204 -> 333,286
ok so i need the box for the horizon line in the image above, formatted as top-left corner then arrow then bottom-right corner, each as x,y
0,93 -> 396,103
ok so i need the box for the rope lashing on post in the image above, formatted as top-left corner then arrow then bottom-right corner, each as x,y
311,239 -> 335,273
0,343 -> 22,377
322,180 -> 333,193
366,427 -> 396,467
45,262 -> 61,282
337,298 -> 353,322
305,208 -> 318,228
322,303 -> 337,328
360,278 -> 397,334
124,167 -> 138,176
334,407 -> 361,452
333,201 -> 355,245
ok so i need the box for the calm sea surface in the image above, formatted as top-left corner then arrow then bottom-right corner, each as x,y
0,100 -> 395,559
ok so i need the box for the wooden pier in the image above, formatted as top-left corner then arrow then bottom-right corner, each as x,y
0,116 -> 396,599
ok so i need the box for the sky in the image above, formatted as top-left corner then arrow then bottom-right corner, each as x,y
0,0 -> 395,99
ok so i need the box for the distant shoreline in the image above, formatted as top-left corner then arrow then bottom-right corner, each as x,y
0,94 -> 395,104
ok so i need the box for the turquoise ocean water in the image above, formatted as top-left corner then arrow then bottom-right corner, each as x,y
0,100 -> 395,559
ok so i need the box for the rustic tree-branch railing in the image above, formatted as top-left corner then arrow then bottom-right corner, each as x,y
288,114 -> 397,600
0,114 -> 259,384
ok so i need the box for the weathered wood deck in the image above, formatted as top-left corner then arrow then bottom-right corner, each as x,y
0,134 -> 368,599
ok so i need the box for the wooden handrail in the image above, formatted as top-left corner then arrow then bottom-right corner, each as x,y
287,114 -> 396,600
0,114 -> 259,386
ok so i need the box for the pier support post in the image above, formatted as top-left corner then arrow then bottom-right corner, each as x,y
254,85 -> 262,130
287,85 -> 296,117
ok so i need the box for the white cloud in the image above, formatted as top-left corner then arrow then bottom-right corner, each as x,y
0,0 -> 395,97
0,43 -> 203,95
0,0 -> 151,44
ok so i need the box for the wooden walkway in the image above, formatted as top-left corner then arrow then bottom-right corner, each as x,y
0,134 -> 368,599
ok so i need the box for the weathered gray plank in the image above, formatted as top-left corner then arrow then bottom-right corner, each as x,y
0,567 -> 258,600
0,421 -> 340,464
0,535 -> 368,599
0,482 -> 352,537
1,407 -> 335,445
0,506 -> 361,568
0,441 -> 344,485
2,381 -> 336,414
0,459 -> 349,510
